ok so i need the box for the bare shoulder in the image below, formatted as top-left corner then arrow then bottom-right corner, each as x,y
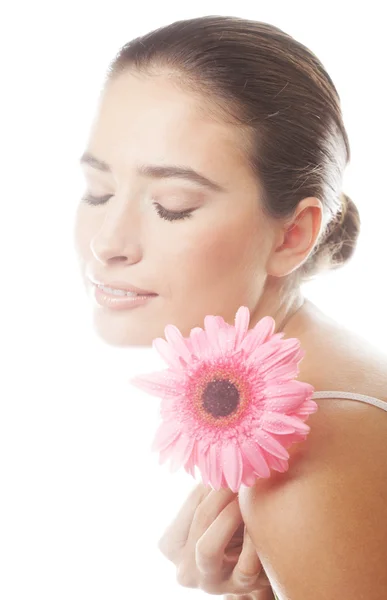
291,298 -> 387,403
238,392 -> 387,598
237,301 -> 387,598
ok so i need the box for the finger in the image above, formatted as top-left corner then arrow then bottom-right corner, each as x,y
158,483 -> 210,561
188,487 -> 237,544
225,521 -> 245,552
195,499 -> 243,580
231,529 -> 262,591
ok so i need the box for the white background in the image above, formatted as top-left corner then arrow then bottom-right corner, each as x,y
1,1 -> 386,598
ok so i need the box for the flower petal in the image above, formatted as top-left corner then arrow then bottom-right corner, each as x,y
254,429 -> 289,460
219,324 -> 237,355
291,399 -> 319,417
214,316 -> 227,327
204,315 -> 222,355
196,439 -> 210,486
249,337 -> 298,368
169,434 -> 195,472
152,421 -> 181,452
221,443 -> 243,492
241,440 -> 271,478
264,361 -> 301,382
130,371 -> 183,399
258,341 -> 303,378
159,446 -> 172,465
261,411 -> 311,435
164,324 -> 193,364
263,381 -> 314,412
153,337 -> 183,370
240,316 -> 275,354
189,327 -> 208,360
234,306 -> 250,350
184,446 -> 197,478
242,467 -> 258,487
160,398 -> 179,420
208,444 -> 222,490
262,451 -> 289,473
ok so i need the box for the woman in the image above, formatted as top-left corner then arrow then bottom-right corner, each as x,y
73,15 -> 387,599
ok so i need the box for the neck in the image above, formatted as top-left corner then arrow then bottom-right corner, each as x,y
249,275 -> 306,335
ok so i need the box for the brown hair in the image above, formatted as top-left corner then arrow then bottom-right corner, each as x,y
106,15 -> 361,281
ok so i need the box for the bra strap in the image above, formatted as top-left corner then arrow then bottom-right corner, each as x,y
312,390 -> 387,412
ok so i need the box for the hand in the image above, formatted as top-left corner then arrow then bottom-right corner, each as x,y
158,483 -> 272,596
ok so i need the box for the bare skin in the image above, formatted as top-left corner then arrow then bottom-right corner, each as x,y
157,302 -> 387,597
74,69 -> 387,598
235,304 -> 387,598
73,70 -> 322,348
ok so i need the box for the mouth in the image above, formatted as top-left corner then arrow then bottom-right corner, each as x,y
94,283 -> 157,298
89,276 -> 158,296
90,282 -> 158,311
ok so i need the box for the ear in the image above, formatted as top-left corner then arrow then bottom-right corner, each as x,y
266,197 -> 323,277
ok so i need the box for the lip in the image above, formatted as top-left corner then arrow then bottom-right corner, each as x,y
92,284 -> 156,311
89,278 -> 157,296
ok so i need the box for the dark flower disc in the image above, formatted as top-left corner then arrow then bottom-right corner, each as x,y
202,379 -> 240,418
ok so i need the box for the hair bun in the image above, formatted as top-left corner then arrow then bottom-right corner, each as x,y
323,193 -> 361,268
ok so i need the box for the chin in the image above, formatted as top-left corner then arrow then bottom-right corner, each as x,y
91,311 -> 155,348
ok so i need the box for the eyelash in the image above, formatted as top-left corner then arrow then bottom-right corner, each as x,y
81,194 -> 194,222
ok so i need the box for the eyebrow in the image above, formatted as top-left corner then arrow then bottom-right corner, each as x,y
79,152 -> 225,193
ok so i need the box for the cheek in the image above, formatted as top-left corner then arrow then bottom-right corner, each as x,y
73,205 -> 98,263
157,215 -> 265,287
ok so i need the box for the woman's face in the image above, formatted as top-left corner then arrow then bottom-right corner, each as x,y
73,71 -> 277,347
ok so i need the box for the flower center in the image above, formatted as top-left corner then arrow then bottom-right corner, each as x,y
202,379 -> 240,418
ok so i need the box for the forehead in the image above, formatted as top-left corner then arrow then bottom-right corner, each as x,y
87,71 -> 253,185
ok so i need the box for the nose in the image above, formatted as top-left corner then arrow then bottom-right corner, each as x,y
90,200 -> 142,266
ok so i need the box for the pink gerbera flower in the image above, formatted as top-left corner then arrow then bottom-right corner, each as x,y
130,307 -> 318,492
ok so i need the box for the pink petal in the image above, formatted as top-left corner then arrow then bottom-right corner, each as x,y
159,446 -> 172,465
214,316 -> 227,327
241,440 -> 271,478
263,381 -> 314,412
152,421 -> 181,452
268,432 -> 302,447
184,448 -> 197,478
250,337 -> 300,370
195,439 -> 210,487
164,324 -> 193,364
219,324 -> 237,355
264,361 -> 300,382
261,411 -> 310,435
256,338 -> 304,377
153,337 -> 183,370
270,332 -> 286,342
169,434 -> 195,472
242,468 -> 258,487
203,315 -> 237,356
220,472 -> 229,489
129,371 -> 183,399
204,315 -> 222,354
263,451 -> 289,473
254,430 -> 289,460
189,327 -> 208,360
234,306 -> 250,350
208,444 -> 222,490
221,443 -> 243,492
240,316 -> 275,354
242,460 -> 262,487
160,398 -> 178,420
291,399 -> 319,416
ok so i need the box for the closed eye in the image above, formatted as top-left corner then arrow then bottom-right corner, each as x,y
81,194 -> 195,222
82,194 -> 113,206
152,202 -> 194,222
